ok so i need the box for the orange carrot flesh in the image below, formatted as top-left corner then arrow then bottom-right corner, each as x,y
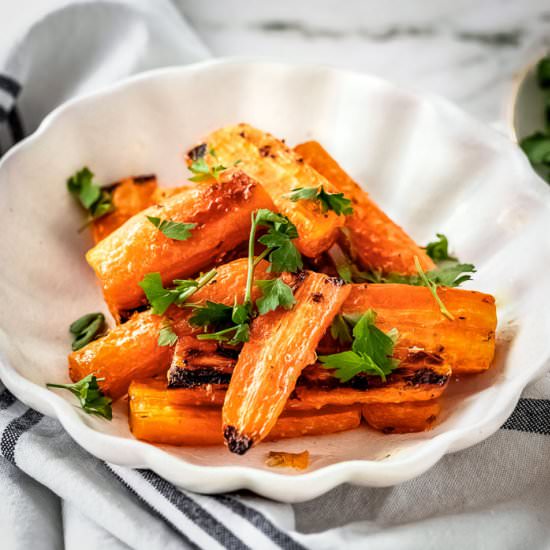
197,124 -> 345,258
338,283 -> 497,374
362,400 -> 441,434
129,380 -> 361,446
294,141 -> 435,274
86,170 -> 274,317
222,271 -> 351,454
68,259 -> 273,398
92,176 -> 159,243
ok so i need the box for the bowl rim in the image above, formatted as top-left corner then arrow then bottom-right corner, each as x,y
0,57 -> 548,502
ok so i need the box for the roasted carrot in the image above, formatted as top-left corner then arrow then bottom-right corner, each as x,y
91,175 -> 159,243
86,170 -> 274,318
193,124 -> 345,257
129,380 -> 361,446
294,141 -> 435,274
362,400 -> 441,433
336,283 -> 497,374
68,259 -> 273,398
222,271 -> 351,454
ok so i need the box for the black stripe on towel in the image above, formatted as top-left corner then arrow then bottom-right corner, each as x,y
501,398 -> 550,435
0,75 -> 21,98
0,408 -> 43,463
140,470 -> 250,550
216,494 -> 306,550
106,465 -> 200,550
0,388 -> 16,411
7,106 -> 24,144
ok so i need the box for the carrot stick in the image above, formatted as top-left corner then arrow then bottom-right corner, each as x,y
222,271 -> 351,454
129,380 -> 361,446
195,125 -> 345,258
86,170 -> 274,318
362,400 -> 441,433
294,140 -> 435,275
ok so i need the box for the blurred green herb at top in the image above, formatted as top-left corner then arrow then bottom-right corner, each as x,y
67,167 -> 114,228
519,55 -> 550,183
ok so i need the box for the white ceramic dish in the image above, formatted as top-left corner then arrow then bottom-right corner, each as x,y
1,59 -> 550,503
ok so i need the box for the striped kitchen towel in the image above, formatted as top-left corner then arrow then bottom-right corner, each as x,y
2,1 -> 550,549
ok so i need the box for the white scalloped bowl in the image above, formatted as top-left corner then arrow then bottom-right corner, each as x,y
1,59 -> 550,502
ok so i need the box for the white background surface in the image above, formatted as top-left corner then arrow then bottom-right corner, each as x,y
176,0 -> 550,126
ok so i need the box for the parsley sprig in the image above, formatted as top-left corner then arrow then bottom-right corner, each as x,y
425,233 -> 457,263
139,269 -> 218,316
147,216 -> 196,241
414,256 -> 454,320
47,374 -> 112,420
69,313 -> 106,351
190,209 -> 301,344
320,310 -> 399,382
188,148 -> 227,182
286,186 -> 353,215
67,167 -> 114,225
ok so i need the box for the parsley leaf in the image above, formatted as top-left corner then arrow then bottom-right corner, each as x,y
192,301 -> 251,345
188,149 -> 227,182
287,186 -> 353,215
158,321 -> 178,347
255,279 -> 296,315
139,269 -> 217,315
537,56 -> 550,89
147,216 -> 196,241
69,313 -> 106,351
67,167 -> 114,221
520,132 -> 550,182
330,314 -> 353,345
319,310 -> 399,382
425,233 -> 457,263
255,209 -> 303,273
47,374 -> 112,419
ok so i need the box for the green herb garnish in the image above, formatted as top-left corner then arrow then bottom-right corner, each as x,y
425,233 -> 457,263
67,167 -> 114,223
147,216 -> 196,241
138,269 -> 217,315
189,208 -> 301,344
319,310 -> 399,382
414,256 -> 454,320
47,374 -> 112,419
69,313 -> 106,351
158,321 -> 178,347
188,148 -> 227,182
287,186 -> 353,215
255,279 -> 296,315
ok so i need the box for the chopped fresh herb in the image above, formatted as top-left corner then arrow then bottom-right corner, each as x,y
67,167 -> 114,221
287,186 -> 353,215
188,149 -> 227,182
147,216 -> 196,241
425,233 -> 457,263
69,313 -> 106,351
158,321 -> 178,347
191,301 -> 251,345
255,209 -> 303,273
330,314 -> 353,345
47,374 -> 112,419
326,244 -> 371,284
537,56 -> 550,89
255,279 -> 296,315
319,310 -> 399,382
139,269 -> 217,315
414,256 -> 454,321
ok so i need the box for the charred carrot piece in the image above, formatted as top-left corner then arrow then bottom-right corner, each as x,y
68,259 -> 273,398
362,400 -> 441,434
338,283 -> 497,374
222,271 -> 351,454
91,175 -> 159,243
86,170 -> 274,318
129,380 -> 361,446
294,141 -> 435,274
193,124 -> 345,257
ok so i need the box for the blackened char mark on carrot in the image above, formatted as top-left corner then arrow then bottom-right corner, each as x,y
187,143 -> 207,161
224,426 -> 253,455
167,367 -> 231,388
404,368 -> 448,387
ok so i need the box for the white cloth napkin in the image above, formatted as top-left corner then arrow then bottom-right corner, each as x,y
2,2 -> 550,549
